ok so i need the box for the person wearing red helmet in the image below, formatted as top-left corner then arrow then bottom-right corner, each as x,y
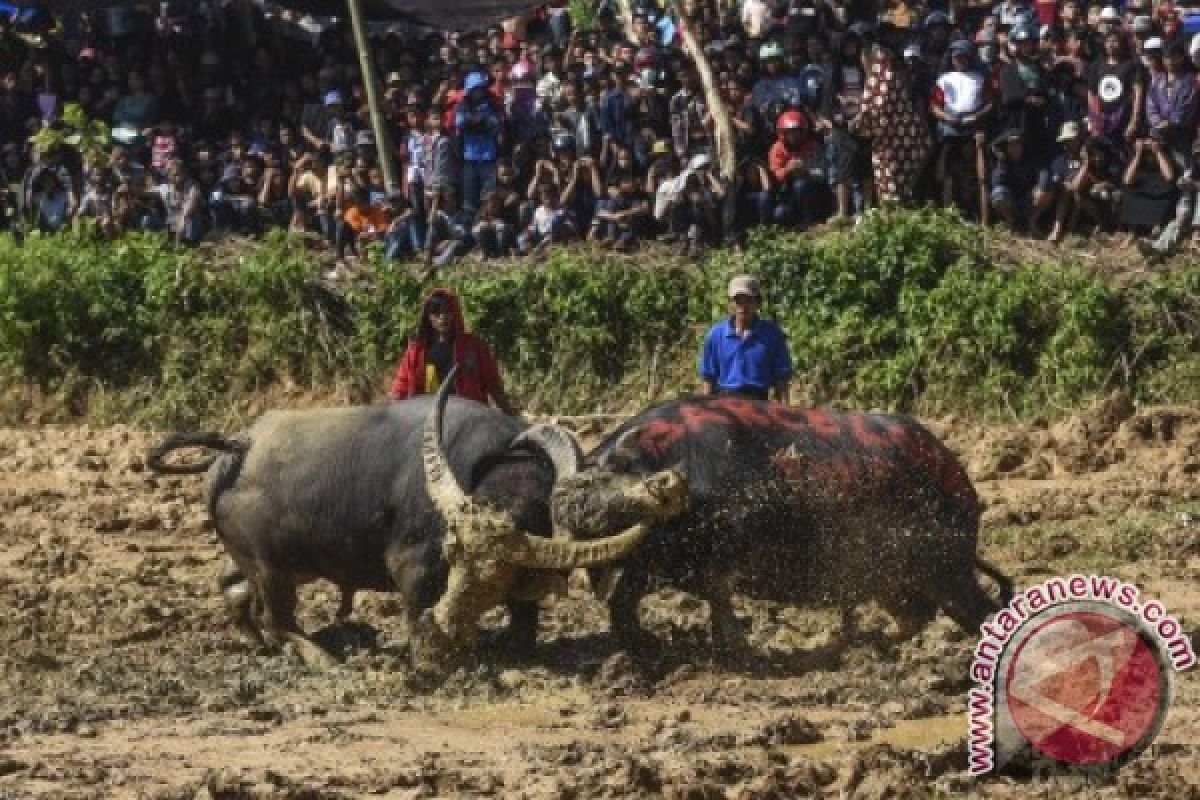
766,108 -> 824,227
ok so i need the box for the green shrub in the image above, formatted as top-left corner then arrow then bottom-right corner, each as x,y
0,209 -> 1196,428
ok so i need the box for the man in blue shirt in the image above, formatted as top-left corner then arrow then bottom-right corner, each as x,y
699,275 -> 793,403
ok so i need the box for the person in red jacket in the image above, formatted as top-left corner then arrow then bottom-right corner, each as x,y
766,109 -> 825,227
389,288 -> 516,414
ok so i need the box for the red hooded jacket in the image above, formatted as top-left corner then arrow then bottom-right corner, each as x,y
389,288 -> 506,405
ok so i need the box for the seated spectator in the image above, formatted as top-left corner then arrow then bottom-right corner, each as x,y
472,190 -> 514,259
767,109 -> 825,227
288,152 -> 327,233
989,130 -> 1054,234
155,160 -> 206,246
258,158 -> 291,229
28,167 -> 75,233
113,173 -> 162,233
339,187 -> 389,261
382,192 -> 418,261
591,171 -> 651,251
1061,138 -> 1123,234
425,186 -> 474,267
1046,121 -> 1087,242
1120,136 -> 1178,241
149,120 -> 181,180
663,154 -> 725,255
75,168 -> 120,239
212,164 -> 262,235
519,183 -> 575,255
1141,138 -> 1200,258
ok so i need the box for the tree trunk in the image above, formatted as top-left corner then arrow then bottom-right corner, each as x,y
670,0 -> 736,184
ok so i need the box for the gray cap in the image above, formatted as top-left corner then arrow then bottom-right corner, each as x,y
727,274 -> 761,299
1132,15 -> 1154,34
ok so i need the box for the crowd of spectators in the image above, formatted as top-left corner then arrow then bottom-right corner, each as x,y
4,0 -> 1200,268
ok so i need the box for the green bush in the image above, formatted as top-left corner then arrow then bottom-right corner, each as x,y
0,209 -> 1195,428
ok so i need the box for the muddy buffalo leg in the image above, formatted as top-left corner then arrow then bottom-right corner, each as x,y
218,560 -> 264,643
503,600 -> 540,653
938,573 -> 1001,634
335,588 -> 356,620
259,571 -> 337,668
836,602 -> 860,645
607,565 -> 656,653
702,575 -> 747,657
883,591 -> 939,642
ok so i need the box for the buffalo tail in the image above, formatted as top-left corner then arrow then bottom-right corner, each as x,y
146,431 -> 247,475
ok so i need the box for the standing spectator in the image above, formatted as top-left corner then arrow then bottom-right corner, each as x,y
455,70 -> 502,214
1145,40 -> 1198,170
699,274 -> 792,403
932,40 -> 992,217
999,26 -> 1054,159
1086,30 -> 1143,150
850,41 -> 931,207
388,288 -> 515,414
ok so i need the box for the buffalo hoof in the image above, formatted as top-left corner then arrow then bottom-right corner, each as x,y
409,610 -> 471,678
285,634 -> 339,669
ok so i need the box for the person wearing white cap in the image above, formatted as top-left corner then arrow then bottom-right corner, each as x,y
699,275 -> 793,403
1046,120 -> 1085,242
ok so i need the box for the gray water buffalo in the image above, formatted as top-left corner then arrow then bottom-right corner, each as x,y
147,371 -> 687,669
570,396 -> 1012,657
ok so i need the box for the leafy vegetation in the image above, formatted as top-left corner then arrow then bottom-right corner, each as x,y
0,209 -> 1196,428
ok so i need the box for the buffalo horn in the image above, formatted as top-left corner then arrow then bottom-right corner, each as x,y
511,423 -> 583,481
422,366 -> 470,513
509,523 -> 650,570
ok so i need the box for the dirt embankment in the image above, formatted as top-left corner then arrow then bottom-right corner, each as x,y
0,398 -> 1196,799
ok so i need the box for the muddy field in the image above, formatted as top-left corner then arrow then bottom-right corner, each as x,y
0,396 -> 1197,799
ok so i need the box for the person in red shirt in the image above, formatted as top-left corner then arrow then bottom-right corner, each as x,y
389,288 -> 516,414
766,109 -> 824,227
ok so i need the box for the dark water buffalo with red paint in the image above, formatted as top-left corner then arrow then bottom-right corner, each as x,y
578,396 -> 1012,655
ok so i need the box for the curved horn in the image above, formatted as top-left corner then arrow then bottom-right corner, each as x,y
423,365 -> 469,514
511,423 -> 583,481
597,425 -> 643,469
507,523 -> 650,570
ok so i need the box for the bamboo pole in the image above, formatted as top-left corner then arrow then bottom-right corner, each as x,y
346,0 -> 398,191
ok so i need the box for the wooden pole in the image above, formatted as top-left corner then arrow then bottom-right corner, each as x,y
346,0 -> 398,191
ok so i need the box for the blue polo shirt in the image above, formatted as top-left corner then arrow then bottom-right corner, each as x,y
699,317 -> 793,392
